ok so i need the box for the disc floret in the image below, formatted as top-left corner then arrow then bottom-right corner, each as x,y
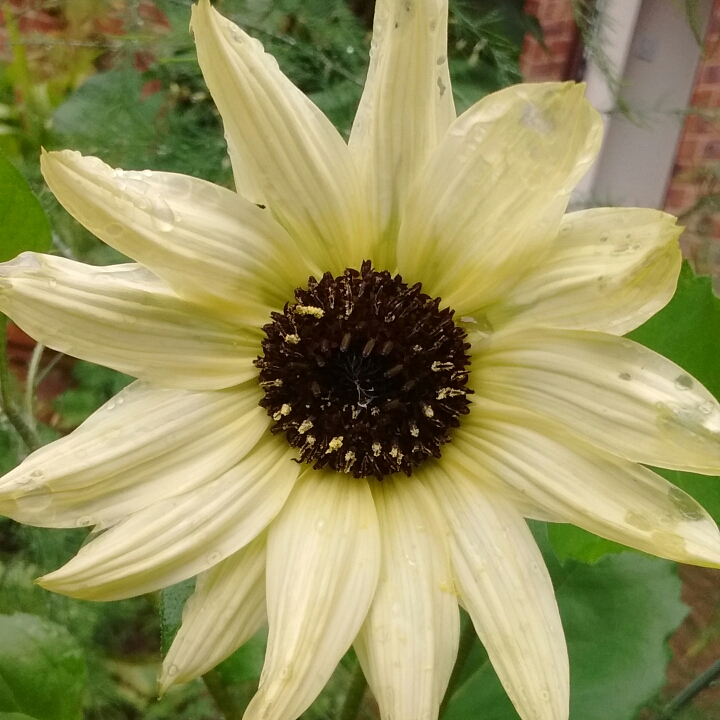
255,261 -> 472,479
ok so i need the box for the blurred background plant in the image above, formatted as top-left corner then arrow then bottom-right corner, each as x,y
0,1 -> 719,720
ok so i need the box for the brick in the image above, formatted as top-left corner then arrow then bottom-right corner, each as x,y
702,139 -> 720,159
703,64 -> 720,84
677,138 -> 699,164
665,186 -> 688,212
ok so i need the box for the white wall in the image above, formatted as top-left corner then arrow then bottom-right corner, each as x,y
575,0 -> 713,209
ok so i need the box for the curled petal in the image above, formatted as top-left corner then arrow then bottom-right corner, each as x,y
0,381 -> 267,528
191,0 -> 369,272
0,254 -> 258,390
42,150 -> 315,324
484,207 -> 682,334
160,534 -> 267,693
471,328 -> 720,474
349,0 -> 455,266
423,464 -> 568,720
244,471 -> 380,720
354,476 -> 459,720
450,404 -> 720,567
398,82 -> 602,314
39,436 -> 298,600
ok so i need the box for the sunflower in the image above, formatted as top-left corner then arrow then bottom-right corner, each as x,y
1,1 -> 720,719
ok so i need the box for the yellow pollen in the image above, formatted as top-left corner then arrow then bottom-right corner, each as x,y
326,436 -> 344,453
437,387 -> 465,400
422,404 -> 434,418
285,333 -> 300,344
372,442 -> 382,456
298,419 -> 314,434
294,305 -> 325,318
273,403 -> 292,420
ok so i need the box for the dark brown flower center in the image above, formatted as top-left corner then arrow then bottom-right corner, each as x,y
255,261 -> 472,479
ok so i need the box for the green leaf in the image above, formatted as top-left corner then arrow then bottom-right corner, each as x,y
628,264 -> 720,524
629,263 -> 720,401
547,523 -> 632,564
0,613 -> 86,720
0,154 -> 51,262
215,628 -> 267,687
442,551 -> 687,720
159,579 -> 195,655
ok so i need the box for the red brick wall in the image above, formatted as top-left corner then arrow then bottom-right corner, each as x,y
663,0 -> 720,285
520,0 -> 578,81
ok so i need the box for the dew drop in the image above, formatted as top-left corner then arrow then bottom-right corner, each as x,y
16,486 -> 53,513
149,197 -> 177,233
699,402 -> 714,415
167,664 -> 179,677
76,515 -> 94,527
316,519 -> 327,533
105,223 -> 124,239
206,550 -> 221,565
540,690 -> 551,702
674,374 -> 693,391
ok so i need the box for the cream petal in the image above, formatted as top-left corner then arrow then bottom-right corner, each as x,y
484,208 -> 682,335
225,126 -> 267,207
423,464 -> 568,720
41,150 -> 314,324
471,328 -> 720,474
397,82 -> 602,314
244,470 -> 380,720
160,533 -> 267,693
38,436 -> 298,600
0,381 -> 267,528
349,0 -> 454,267
354,476 -> 459,720
0,253 -> 259,391
449,405 -> 720,567
191,0 -> 368,272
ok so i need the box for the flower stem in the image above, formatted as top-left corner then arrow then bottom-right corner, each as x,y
0,315 -> 41,453
657,657 -> 720,719
439,615 -> 482,718
24,341 -> 44,429
339,659 -> 368,720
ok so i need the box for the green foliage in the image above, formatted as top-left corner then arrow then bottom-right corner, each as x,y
53,362 -> 132,431
160,580 -> 195,655
0,153 -> 51,263
0,613 -> 86,720
547,523 -> 631,564
442,541 -> 687,720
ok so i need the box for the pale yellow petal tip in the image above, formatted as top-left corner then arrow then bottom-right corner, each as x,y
189,0 -> 213,34
157,663 -> 180,698
36,570 -> 97,600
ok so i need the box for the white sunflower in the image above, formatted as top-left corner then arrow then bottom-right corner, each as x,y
1,1 -> 720,720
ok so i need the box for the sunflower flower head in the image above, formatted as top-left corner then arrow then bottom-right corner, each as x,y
1,2 -> 719,720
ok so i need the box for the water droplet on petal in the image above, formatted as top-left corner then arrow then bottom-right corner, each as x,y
105,223 -> 124,239
674,374 -> 693,391
16,486 -> 53,513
